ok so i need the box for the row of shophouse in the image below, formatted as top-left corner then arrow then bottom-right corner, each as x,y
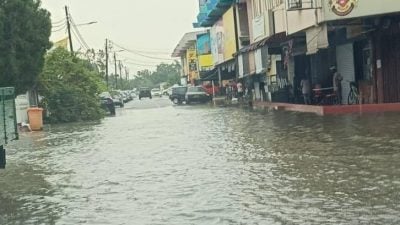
172,0 -> 400,105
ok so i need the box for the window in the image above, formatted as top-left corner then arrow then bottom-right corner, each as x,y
287,0 -> 302,9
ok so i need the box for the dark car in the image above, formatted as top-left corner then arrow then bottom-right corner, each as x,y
185,86 -> 212,104
169,86 -> 188,104
99,92 -> 116,115
139,88 -> 152,100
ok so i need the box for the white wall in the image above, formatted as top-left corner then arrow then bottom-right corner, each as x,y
15,95 -> 29,124
286,9 -> 321,35
273,4 -> 286,34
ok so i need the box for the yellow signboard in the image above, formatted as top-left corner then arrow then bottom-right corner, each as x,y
198,54 -> 213,71
187,48 -> 199,80
53,37 -> 69,50
223,7 -> 237,60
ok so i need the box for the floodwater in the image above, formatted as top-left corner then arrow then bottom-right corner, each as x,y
1,98 -> 400,225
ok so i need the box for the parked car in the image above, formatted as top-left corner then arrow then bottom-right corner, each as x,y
99,92 -> 116,115
185,86 -> 212,104
110,91 -> 124,107
151,88 -> 162,97
139,87 -> 152,100
162,87 -> 173,96
169,86 -> 188,104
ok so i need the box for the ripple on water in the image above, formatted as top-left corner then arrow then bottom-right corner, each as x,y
1,106 -> 400,224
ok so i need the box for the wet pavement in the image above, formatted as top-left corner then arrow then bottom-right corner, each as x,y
1,97 -> 400,224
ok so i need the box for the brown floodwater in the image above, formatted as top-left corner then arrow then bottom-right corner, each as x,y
1,98 -> 400,224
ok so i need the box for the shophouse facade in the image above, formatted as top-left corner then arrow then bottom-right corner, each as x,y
194,0 -> 239,87
189,0 -> 400,105
283,0 -> 400,104
172,31 -> 209,85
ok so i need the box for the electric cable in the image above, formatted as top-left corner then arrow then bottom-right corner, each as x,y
68,13 -> 91,50
110,41 -> 174,61
70,26 -> 89,51
51,18 -> 66,25
52,21 -> 67,28
52,25 -> 67,33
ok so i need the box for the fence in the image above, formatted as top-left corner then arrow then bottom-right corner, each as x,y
0,87 -> 18,146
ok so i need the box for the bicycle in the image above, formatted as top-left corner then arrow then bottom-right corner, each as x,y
347,81 -> 359,105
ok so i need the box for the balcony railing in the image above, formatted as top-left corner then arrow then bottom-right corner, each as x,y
287,0 -> 318,10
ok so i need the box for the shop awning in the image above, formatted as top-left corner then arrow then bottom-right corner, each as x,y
200,59 -> 237,81
200,68 -> 218,81
234,32 -> 288,56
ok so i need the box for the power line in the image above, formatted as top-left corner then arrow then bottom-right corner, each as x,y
52,18 -> 66,25
110,41 -> 174,61
52,25 -> 67,33
68,15 -> 91,50
123,61 -> 158,67
118,54 -> 165,65
70,26 -> 89,51
52,21 -> 67,28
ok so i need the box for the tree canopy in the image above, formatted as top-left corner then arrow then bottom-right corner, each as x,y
0,0 -> 52,94
38,48 -> 106,123
131,62 -> 181,89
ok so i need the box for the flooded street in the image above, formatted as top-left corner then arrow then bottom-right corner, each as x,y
1,97 -> 400,225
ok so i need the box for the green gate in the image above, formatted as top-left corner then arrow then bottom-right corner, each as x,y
0,87 -> 18,169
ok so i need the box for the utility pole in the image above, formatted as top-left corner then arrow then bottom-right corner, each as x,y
118,60 -> 123,89
114,52 -> 118,89
105,39 -> 109,88
65,6 -> 73,54
125,67 -> 129,81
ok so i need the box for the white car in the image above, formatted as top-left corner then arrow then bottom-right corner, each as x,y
151,88 -> 161,97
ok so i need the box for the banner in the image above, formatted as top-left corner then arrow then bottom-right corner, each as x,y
187,48 -> 199,80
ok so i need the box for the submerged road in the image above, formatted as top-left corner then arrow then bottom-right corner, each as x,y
1,96 -> 400,224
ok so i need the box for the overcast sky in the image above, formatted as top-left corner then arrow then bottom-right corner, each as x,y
41,0 -> 200,75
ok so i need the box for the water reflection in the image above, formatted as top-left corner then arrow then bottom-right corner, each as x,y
1,105 -> 399,224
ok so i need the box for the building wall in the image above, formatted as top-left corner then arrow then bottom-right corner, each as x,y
286,9 -> 321,35
249,0 -> 275,42
237,3 -> 250,49
273,4 -> 286,34
246,0 -> 254,43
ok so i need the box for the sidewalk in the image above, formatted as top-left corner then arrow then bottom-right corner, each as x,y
253,101 -> 400,116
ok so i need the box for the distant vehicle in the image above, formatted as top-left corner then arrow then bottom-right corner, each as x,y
99,92 -> 116,115
169,86 -> 188,105
185,86 -> 212,104
139,87 -> 152,100
151,88 -> 162,97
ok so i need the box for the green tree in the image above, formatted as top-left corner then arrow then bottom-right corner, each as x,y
38,48 -> 106,124
0,0 -> 51,94
132,61 -> 181,89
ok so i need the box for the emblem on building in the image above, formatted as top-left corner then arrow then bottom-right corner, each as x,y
329,0 -> 358,16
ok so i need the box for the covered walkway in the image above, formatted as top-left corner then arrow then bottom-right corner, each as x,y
253,101 -> 400,116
